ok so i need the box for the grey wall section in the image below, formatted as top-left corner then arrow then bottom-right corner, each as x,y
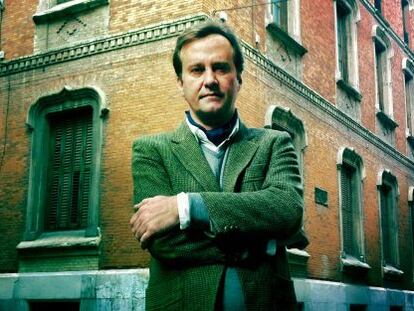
1,270 -> 414,310
0,269 -> 148,311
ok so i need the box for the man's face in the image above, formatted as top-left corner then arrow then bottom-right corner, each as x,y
178,34 -> 241,129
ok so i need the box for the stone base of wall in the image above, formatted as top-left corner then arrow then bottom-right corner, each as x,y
1,269 -> 414,310
0,269 -> 148,311
295,278 -> 414,310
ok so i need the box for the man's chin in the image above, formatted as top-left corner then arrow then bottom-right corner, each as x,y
195,108 -> 233,127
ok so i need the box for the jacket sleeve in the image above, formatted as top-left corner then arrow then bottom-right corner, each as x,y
131,137 -> 225,265
201,131 -> 304,241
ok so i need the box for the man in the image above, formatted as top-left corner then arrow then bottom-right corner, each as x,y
130,20 -> 305,311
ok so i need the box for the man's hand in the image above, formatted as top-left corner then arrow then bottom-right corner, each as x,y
129,195 -> 179,248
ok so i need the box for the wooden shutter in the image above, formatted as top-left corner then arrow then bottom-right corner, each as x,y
406,76 -> 413,135
380,184 -> 391,264
337,4 -> 349,83
46,107 -> 93,230
375,43 -> 385,112
342,164 -> 355,256
274,1 -> 288,32
411,200 -> 414,261
280,0 -> 288,32
375,0 -> 382,13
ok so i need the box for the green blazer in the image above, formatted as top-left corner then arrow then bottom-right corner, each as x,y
132,121 -> 304,311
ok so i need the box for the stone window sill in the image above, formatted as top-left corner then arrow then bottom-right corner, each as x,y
376,110 -> 398,130
337,79 -> 362,101
287,248 -> 310,258
266,23 -> 307,56
33,0 -> 109,24
17,229 -> 101,251
287,248 -> 310,278
341,254 -> 371,272
17,229 -> 101,272
383,264 -> 404,279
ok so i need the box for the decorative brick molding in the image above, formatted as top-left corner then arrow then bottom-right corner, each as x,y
0,14 -> 207,76
241,42 -> 414,170
1,13 -> 414,171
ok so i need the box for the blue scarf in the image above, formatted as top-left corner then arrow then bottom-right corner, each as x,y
185,111 -> 238,146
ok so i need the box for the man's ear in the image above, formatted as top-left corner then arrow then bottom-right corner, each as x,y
177,77 -> 184,95
237,75 -> 242,89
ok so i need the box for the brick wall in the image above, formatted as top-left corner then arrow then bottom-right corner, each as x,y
0,0 -> 37,59
0,0 -> 414,292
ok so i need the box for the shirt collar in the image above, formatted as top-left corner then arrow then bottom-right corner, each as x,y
185,112 -> 240,153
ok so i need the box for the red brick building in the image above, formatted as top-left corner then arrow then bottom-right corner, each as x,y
0,0 -> 413,309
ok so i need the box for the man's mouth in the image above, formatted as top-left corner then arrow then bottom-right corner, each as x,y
200,93 -> 223,99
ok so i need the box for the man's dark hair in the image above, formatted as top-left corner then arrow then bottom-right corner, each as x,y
172,20 -> 244,82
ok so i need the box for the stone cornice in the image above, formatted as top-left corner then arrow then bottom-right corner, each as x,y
241,43 -> 414,171
0,14 -> 208,77
1,13 -> 413,170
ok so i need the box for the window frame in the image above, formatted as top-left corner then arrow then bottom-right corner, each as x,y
402,58 -> 414,142
409,186 -> 414,282
372,26 -> 394,118
267,0 -> 301,42
337,148 -> 369,271
24,86 -> 107,241
402,0 -> 410,45
377,170 -> 402,278
375,0 -> 382,13
33,0 -> 109,24
334,0 -> 360,89
264,105 -> 310,275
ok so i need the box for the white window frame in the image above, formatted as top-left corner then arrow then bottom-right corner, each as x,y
266,0 -> 301,42
337,147 -> 369,270
402,58 -> 414,138
372,25 -> 394,118
334,0 -> 360,91
34,0 -> 109,24
377,169 -> 402,277
408,186 -> 414,282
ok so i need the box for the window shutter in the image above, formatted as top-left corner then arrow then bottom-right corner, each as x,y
406,76 -> 413,135
46,108 -> 92,231
380,185 -> 391,264
342,164 -> 355,256
337,5 -> 349,82
274,1 -> 288,32
375,45 -> 385,111
411,201 -> 414,259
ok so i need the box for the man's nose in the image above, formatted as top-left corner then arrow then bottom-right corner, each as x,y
203,69 -> 218,88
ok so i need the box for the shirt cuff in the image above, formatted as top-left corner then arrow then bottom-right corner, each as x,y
177,192 -> 190,229
188,193 -> 211,230
266,239 -> 277,256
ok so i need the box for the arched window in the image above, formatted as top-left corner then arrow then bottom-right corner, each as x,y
335,0 -> 362,121
265,105 -> 309,275
409,186 -> 414,274
265,105 -> 307,177
23,86 -> 107,240
335,0 -> 360,88
377,170 -> 402,277
372,25 -> 397,145
337,148 -> 369,271
402,58 -> 414,159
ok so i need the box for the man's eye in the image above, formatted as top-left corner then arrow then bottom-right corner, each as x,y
191,67 -> 203,73
214,64 -> 230,73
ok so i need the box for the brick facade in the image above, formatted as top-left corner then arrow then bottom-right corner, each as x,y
0,0 -> 414,309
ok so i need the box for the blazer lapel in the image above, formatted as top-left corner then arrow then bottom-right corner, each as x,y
171,122 -> 221,192
222,123 -> 261,192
